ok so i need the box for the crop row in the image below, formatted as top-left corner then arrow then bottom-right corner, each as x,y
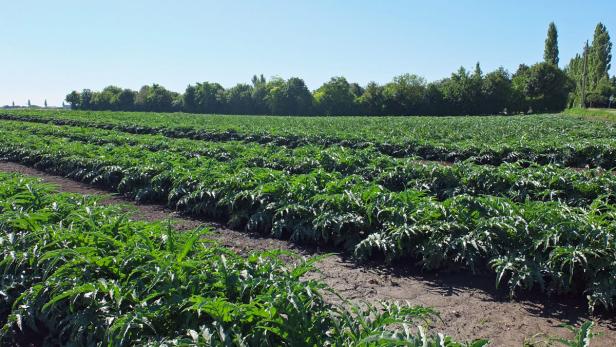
5,109 -> 616,147
0,126 -> 614,311
0,173 -> 489,346
2,120 -> 615,207
3,110 -> 616,168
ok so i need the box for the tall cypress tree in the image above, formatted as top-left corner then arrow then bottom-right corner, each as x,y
473,62 -> 482,78
544,22 -> 559,66
589,22 -> 612,89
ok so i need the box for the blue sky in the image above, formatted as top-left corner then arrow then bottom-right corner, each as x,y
1,0 -> 615,106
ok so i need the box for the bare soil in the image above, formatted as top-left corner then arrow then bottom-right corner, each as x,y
1,161 -> 614,346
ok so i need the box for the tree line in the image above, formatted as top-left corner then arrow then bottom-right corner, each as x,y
66,23 -> 615,116
565,23 -> 614,108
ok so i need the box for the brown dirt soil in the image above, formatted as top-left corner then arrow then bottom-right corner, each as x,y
1,161 -> 614,346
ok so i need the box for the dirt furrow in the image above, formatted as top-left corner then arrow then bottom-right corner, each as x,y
0,161 -> 613,346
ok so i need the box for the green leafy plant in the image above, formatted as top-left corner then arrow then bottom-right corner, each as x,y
1,173 -> 492,346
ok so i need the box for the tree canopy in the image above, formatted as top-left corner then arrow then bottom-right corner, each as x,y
66,22 -> 614,115
544,22 -> 559,66
565,22 -> 615,108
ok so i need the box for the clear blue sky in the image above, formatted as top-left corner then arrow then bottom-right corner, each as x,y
2,0 -> 615,106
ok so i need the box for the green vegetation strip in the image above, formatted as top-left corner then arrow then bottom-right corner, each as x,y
0,121 -> 615,312
0,173 -> 495,346
3,119 -> 616,207
3,110 -> 616,168
563,108 -> 616,121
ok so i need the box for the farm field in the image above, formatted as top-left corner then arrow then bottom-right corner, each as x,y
6,1 -> 616,345
1,109 -> 616,345
564,108 -> 616,122
2,171 -> 494,346
3,109 -> 616,168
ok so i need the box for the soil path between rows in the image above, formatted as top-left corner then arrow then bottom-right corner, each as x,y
1,161 -> 614,346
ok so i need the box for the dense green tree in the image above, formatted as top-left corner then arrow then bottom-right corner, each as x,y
117,89 -> 136,110
90,93 -> 106,110
471,63 -> 485,112
171,93 -> 183,111
65,91 -> 80,109
357,82 -> 386,116
182,85 -> 198,113
194,82 -> 225,114
91,86 -> 122,110
135,84 -> 174,112
482,67 -> 514,114
564,53 -> 584,107
264,77 -> 286,114
66,87 -> 136,111
423,83 -> 445,115
437,67 -> 483,115
511,64 -> 532,111
285,77 -> 314,115
349,83 -> 364,99
225,83 -> 255,114
265,77 -> 313,115
582,23 -> 614,107
544,22 -> 559,66
586,76 -> 615,107
589,23 -> 612,89
512,62 -> 571,112
314,77 -> 357,115
250,74 -> 269,114
382,74 -> 427,115
252,74 -> 266,86
80,89 -> 93,110
564,23 -> 612,108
